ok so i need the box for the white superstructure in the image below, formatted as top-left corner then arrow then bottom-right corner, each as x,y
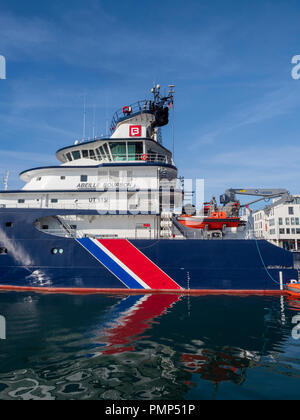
0,86 -> 184,240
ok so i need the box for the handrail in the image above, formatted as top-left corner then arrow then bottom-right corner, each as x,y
110,100 -> 155,132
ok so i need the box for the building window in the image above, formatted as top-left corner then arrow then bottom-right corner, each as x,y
291,217 -> 295,225
297,229 -> 300,235
279,228 -> 285,234
288,207 -> 294,215
292,228 -> 296,234
18,199 -> 25,204
285,218 -> 290,225
269,229 -> 276,235
279,218 -> 283,225
81,175 -> 88,182
296,218 -> 299,225
269,219 -> 275,227
286,228 -> 291,234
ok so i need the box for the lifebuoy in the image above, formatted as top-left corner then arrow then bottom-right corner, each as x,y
141,154 -> 149,161
122,106 -> 131,114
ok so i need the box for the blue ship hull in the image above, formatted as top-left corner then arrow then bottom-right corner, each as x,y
0,209 -> 297,293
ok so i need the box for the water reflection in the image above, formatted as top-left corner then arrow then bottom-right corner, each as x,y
0,292 -> 299,400
96,294 -> 180,355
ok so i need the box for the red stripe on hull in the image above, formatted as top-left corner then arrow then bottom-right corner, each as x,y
0,285 -> 284,296
98,239 -> 182,290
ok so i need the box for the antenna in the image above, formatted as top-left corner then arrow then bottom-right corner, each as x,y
3,171 -> 9,191
92,104 -> 96,139
168,84 -> 176,158
82,94 -> 87,141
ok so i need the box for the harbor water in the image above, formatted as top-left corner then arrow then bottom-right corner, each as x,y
0,292 -> 300,400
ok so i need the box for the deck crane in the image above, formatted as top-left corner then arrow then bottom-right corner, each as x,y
220,188 -> 294,215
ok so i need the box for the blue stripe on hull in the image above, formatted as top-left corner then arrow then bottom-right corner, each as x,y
77,238 -> 145,290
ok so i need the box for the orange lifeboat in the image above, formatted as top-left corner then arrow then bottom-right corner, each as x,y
177,211 -> 242,231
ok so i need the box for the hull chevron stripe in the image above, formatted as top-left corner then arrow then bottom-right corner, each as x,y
98,239 -> 182,290
76,238 -> 182,290
77,238 -> 145,289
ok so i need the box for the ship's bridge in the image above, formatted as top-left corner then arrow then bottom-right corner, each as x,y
56,138 -> 174,166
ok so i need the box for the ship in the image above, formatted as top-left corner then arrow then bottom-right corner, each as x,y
0,84 -> 297,293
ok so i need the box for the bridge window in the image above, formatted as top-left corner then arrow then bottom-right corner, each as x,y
82,150 -> 89,158
95,148 -> 101,159
72,150 -> 81,160
99,146 -> 108,160
81,175 -> 88,182
89,150 -> 96,160
109,142 -> 127,161
5,222 -> 12,227
128,142 -> 143,161
66,153 -> 72,161
18,199 -> 25,204
0,248 -> 8,255
51,199 -> 58,203
103,144 -> 112,161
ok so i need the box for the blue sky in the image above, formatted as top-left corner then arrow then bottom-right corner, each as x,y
0,0 -> 300,202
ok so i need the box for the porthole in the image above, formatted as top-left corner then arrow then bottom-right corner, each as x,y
0,248 -> 8,254
51,248 -> 64,255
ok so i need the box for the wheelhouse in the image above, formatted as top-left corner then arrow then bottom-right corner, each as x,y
56,138 -> 173,165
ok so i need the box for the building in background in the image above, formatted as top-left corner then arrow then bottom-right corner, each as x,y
253,196 -> 300,251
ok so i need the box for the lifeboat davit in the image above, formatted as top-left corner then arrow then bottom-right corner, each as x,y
177,211 -> 241,231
